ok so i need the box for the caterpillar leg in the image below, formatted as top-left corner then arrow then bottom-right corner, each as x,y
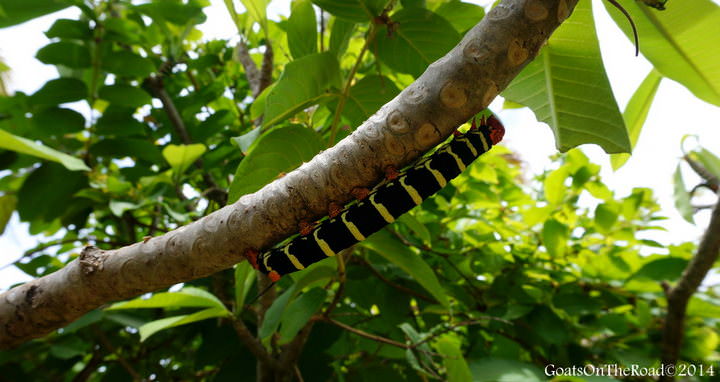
384,165 -> 400,181
244,248 -> 260,270
351,187 -> 370,201
328,202 -> 343,218
268,271 -> 281,282
299,220 -> 315,236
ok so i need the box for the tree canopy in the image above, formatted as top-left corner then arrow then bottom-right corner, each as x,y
0,0 -> 719,381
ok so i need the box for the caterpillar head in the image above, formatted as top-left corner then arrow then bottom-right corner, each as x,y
486,115 -> 505,145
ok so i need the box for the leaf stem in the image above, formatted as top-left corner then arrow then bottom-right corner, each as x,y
328,25 -> 377,146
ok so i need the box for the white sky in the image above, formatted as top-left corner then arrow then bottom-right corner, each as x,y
0,0 -> 719,290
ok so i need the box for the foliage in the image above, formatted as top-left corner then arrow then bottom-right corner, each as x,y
0,0 -> 719,380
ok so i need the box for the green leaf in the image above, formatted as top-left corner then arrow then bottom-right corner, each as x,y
278,287 -> 327,344
0,194 -> 17,235
687,297 -> 720,318
397,213 -> 431,245
107,287 -> 227,310
542,219 -> 568,258
101,50 -> 156,78
503,0 -> 629,153
32,107 -> 86,135
594,203 -> 619,232
694,148 -> 720,179
362,230 -> 450,307
673,164 -> 694,223
259,265 -> 336,339
45,19 -> 92,40
311,0 -> 385,22
543,165 -> 567,205
611,69 -> 663,170
30,78 -> 88,105
240,0 -> 270,32
330,75 -> 400,128
98,84 -> 152,108
95,107 -> 147,137
36,41 -> 91,68
434,333 -> 472,382
17,162 -> 87,222
287,0 -> 318,59
630,257 -> 688,282
605,0 -> 720,106
234,261 -> 256,309
376,8 -> 461,78
0,0 -> 71,28
263,52 -> 342,127
434,0 -> 485,33
0,129 -> 89,171
162,144 -> 206,176
228,126 -> 324,202
469,358 -> 546,381
329,18 -> 356,57
138,307 -> 230,341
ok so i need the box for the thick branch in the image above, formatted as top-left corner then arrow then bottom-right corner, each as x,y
660,194 -> 720,381
0,0 -> 579,349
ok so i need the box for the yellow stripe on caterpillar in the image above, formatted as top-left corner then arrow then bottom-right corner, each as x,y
443,146 -> 466,172
284,244 -> 305,270
342,211 -> 366,241
399,176 -> 423,205
423,160 -> 448,188
313,227 -> 336,257
370,193 -> 396,223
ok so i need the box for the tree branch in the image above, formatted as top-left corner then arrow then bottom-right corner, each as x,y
660,194 -> 720,381
0,0 -> 579,349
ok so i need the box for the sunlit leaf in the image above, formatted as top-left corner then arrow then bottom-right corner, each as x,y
504,0 -> 629,153
287,0 -> 317,59
162,144 -> 206,177
138,307 -> 230,341
673,164 -> 694,223
107,287 -> 227,310
0,129 -> 89,171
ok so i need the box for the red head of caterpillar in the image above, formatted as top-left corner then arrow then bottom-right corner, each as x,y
486,115 -> 505,145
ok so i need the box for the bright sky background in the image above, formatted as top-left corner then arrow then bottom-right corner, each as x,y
1,0 -> 719,290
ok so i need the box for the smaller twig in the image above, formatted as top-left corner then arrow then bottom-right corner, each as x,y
230,317 -> 278,367
235,40 -> 262,97
325,317 -> 409,349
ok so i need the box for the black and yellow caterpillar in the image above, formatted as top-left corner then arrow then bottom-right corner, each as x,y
247,116 -> 505,282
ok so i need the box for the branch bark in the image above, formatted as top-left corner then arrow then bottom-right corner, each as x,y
660,194 -> 720,381
0,0 -> 579,349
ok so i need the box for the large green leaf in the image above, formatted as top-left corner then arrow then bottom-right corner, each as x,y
262,52 -> 342,127
30,78 -> 88,105
278,287 -> 327,344
138,307 -> 230,341
45,19 -> 92,40
311,0 -> 386,22
375,8 -> 461,78
259,265 -> 336,339
32,107 -> 85,135
328,18 -> 356,57
36,42 -> 91,69
90,138 -> 163,164
329,75 -> 400,127
542,219 -> 568,258
362,230 -> 450,307
98,84 -> 152,108
287,0 -> 318,59
611,69 -> 663,170
228,126 -> 324,202
503,0 -> 629,153
693,148 -> 720,179
17,162 -> 87,222
107,287 -> 227,310
605,0 -> 720,106
0,129 -> 89,171
0,0 -> 71,28
101,50 -> 156,78
162,144 -> 206,177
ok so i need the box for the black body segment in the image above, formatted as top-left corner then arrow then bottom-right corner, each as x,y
257,121 -> 499,278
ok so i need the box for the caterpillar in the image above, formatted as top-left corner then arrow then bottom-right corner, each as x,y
245,115 -> 505,282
